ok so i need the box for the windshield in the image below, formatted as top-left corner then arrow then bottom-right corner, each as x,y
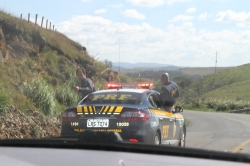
0,0 -> 250,159
79,92 -> 142,105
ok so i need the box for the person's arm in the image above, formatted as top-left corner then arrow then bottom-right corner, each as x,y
174,82 -> 180,98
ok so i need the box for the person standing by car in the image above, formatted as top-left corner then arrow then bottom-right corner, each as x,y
73,67 -> 94,99
159,73 -> 180,112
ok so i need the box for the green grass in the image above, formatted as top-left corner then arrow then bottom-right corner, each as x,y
181,98 -> 250,113
177,67 -> 231,76
181,63 -> 250,101
0,88 -> 10,113
0,10 -> 111,116
202,80 -> 250,101
19,78 -> 56,116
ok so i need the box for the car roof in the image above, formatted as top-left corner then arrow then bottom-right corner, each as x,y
94,88 -> 152,94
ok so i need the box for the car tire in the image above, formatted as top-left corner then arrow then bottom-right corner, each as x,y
154,132 -> 161,145
179,125 -> 186,147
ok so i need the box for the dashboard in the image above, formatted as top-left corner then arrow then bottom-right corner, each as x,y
0,147 -> 249,166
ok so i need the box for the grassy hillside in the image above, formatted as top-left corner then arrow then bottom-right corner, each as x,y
177,67 -> 232,76
0,11 -> 122,116
202,80 -> 250,101
193,63 -> 250,100
180,63 -> 250,112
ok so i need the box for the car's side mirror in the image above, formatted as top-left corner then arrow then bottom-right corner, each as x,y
174,106 -> 183,113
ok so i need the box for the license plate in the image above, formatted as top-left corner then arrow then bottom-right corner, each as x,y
87,119 -> 109,128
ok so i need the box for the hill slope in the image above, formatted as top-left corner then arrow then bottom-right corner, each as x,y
177,67 -> 232,76
190,63 -> 250,101
0,10 -> 116,116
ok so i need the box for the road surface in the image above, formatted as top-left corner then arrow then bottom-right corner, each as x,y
182,110 -> 250,154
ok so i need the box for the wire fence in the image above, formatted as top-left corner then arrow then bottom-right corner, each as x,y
20,13 -> 57,31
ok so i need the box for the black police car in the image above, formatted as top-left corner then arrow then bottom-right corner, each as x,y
60,82 -> 186,146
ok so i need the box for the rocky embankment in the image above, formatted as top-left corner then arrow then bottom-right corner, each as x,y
0,106 -> 61,139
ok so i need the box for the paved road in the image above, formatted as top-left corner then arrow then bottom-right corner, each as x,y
182,110 -> 250,154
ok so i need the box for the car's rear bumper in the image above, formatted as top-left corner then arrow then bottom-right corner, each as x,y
60,124 -> 156,144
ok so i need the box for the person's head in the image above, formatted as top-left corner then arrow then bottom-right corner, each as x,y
160,73 -> 170,84
76,67 -> 86,81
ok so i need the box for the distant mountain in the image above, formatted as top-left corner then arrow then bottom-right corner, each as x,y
112,66 -> 128,71
112,62 -> 180,71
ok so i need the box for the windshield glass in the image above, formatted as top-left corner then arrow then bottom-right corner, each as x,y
0,0 -> 250,159
80,92 -> 142,105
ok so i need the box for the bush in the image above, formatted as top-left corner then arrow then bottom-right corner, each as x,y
0,91 -> 10,113
216,103 -> 228,111
207,102 -> 216,109
55,81 -> 80,107
20,78 -> 56,116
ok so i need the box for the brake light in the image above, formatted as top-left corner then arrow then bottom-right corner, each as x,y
104,82 -> 122,89
62,110 -> 76,122
121,110 -> 150,122
129,138 -> 139,143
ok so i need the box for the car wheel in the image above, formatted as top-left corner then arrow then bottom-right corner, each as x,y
154,132 -> 161,145
179,127 -> 186,147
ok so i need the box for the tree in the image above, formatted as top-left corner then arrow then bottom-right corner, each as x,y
104,59 -> 112,68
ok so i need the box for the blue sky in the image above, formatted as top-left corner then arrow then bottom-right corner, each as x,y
1,0 -> 250,67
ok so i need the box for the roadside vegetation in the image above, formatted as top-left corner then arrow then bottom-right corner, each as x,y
176,63 -> 250,112
0,84 -> 10,113
0,10 -> 127,117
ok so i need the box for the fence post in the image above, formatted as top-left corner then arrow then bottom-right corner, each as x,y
35,14 -> 38,25
50,22 -> 51,30
46,20 -> 48,29
41,17 -> 44,27
53,25 -> 54,31
28,13 -> 30,24
20,14 -> 22,19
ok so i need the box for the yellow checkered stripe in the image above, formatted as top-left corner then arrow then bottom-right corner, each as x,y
149,109 -> 174,117
77,106 -> 123,115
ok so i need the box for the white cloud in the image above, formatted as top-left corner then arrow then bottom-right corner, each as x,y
169,15 -> 193,22
126,0 -> 191,7
237,23 -> 250,28
94,9 -> 107,14
186,7 -> 196,13
198,12 -> 208,20
123,9 -> 146,20
107,3 -> 123,8
58,15 -> 250,67
215,10 -> 250,22
182,22 -> 193,29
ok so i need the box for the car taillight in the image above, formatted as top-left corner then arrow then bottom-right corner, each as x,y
62,110 -> 76,122
121,110 -> 150,122
129,138 -> 139,143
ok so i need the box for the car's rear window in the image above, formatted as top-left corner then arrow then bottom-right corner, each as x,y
82,92 -> 143,105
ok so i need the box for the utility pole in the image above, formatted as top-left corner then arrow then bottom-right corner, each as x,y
118,18 -> 123,74
119,25 -> 121,73
215,51 -> 218,73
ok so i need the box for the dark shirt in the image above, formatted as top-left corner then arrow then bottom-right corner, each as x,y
79,78 -> 94,99
159,81 -> 180,107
